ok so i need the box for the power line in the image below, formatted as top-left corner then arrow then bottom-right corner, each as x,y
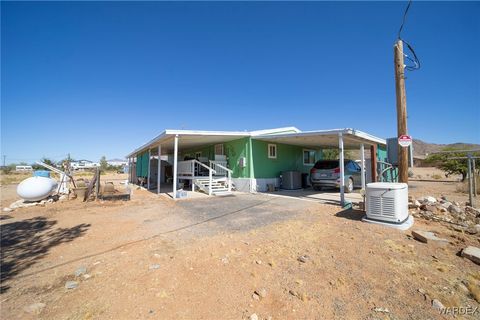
397,0 -> 412,40
396,0 -> 421,72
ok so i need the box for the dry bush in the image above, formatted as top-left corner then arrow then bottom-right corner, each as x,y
0,172 -> 32,185
456,176 -> 480,194
467,282 -> 480,303
431,174 -> 442,180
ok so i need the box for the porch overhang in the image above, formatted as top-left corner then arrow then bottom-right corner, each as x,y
126,129 -> 251,157
253,128 -> 386,149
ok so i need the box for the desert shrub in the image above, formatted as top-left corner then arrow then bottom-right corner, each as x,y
456,175 -> 480,194
431,174 -> 442,180
426,148 -> 480,181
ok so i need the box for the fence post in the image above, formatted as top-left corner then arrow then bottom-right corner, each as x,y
467,155 -> 474,207
472,157 -> 477,198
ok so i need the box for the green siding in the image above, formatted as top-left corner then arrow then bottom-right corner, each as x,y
251,140 -> 321,179
178,138 -> 253,179
136,151 -> 149,177
377,144 -> 388,162
225,138 -> 251,178
181,145 -> 214,160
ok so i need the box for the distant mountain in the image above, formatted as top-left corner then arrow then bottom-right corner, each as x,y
413,139 -> 480,157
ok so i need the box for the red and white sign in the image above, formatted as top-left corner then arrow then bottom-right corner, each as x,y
398,135 -> 412,148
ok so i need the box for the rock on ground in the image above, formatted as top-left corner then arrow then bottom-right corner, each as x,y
411,230 -> 449,245
65,281 -> 78,289
461,246 -> 480,265
431,299 -> 445,311
23,302 -> 46,314
255,288 -> 267,298
448,205 -> 463,215
74,266 -> 87,277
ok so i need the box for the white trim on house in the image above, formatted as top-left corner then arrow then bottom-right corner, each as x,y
126,127 -> 386,159
268,144 -> 277,159
254,128 -> 386,149
250,126 -> 301,136
126,127 -> 304,158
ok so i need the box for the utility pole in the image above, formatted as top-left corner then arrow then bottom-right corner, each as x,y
394,39 -> 409,183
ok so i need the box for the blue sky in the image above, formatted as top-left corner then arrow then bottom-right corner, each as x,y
1,1 -> 479,164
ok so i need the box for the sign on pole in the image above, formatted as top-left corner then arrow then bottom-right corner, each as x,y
398,135 -> 412,148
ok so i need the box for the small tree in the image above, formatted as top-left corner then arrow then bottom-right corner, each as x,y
425,148 -> 480,181
99,156 -> 108,171
40,157 -> 56,167
321,149 -> 353,160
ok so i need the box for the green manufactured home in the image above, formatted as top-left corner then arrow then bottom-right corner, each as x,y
126,127 -> 387,203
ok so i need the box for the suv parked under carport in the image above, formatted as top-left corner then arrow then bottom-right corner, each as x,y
310,159 -> 363,193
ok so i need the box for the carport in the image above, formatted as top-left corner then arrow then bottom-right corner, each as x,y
126,130 -> 251,198
254,128 -> 386,207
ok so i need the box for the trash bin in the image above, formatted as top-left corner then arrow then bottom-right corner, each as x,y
301,173 -> 309,188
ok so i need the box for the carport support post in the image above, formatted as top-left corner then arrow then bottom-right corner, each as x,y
157,145 -> 161,194
370,145 -> 377,182
338,133 -> 345,207
173,135 -> 179,199
147,149 -> 151,190
127,157 -> 131,183
360,144 -> 366,190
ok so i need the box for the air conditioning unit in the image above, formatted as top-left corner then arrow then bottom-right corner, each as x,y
366,182 -> 408,223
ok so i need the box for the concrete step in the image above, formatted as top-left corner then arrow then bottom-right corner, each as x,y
213,191 -> 232,196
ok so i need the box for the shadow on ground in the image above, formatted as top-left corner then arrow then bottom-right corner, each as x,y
335,208 -> 365,221
0,217 -> 90,293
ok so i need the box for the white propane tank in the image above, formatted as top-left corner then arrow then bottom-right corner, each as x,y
17,176 -> 58,202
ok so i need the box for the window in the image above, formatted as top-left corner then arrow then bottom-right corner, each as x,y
268,144 -> 277,159
195,152 -> 202,159
348,161 -> 362,172
214,144 -> 224,155
303,149 -> 316,165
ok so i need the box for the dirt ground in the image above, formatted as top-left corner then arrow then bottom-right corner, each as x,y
1,169 -> 479,320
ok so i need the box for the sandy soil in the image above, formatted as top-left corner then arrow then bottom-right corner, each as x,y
1,171 -> 479,320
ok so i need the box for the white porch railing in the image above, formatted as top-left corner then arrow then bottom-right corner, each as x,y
177,159 -> 217,195
209,160 -> 228,176
210,162 -> 232,192
177,160 -> 196,176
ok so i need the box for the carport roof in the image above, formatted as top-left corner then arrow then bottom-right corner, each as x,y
126,127 -> 385,157
254,128 -> 386,149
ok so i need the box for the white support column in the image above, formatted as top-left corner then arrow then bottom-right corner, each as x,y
157,145 -> 161,194
227,171 -> 232,192
173,135 -> 179,199
130,157 -> 134,183
127,157 -> 131,183
147,149 -> 151,190
338,133 -> 345,207
360,143 -> 366,191
208,169 -> 212,196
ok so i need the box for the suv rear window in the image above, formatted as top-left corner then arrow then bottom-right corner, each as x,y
314,160 -> 339,170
